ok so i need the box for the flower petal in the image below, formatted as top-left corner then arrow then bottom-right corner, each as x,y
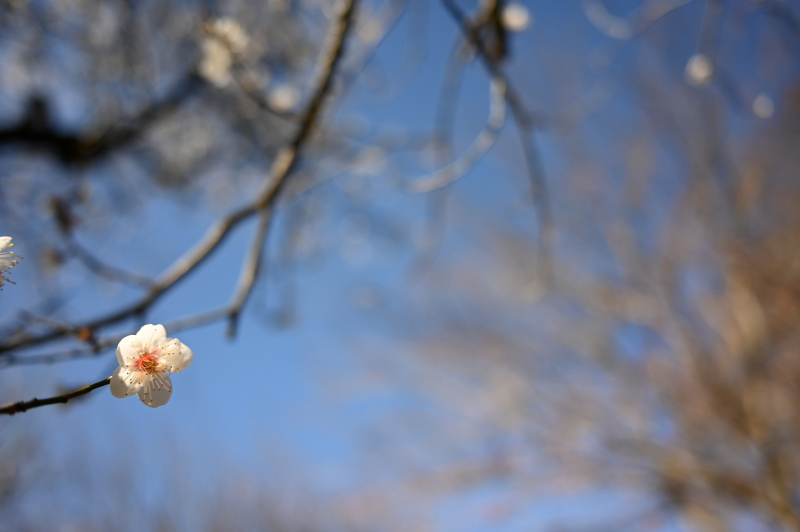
136,324 -> 167,349
179,342 -> 194,371
0,237 -> 11,252
137,373 -> 172,408
156,335 -> 182,357
161,340 -> 193,374
110,365 -> 144,398
115,334 -> 143,366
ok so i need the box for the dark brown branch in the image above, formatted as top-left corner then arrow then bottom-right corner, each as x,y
0,377 -> 111,415
0,73 -> 201,166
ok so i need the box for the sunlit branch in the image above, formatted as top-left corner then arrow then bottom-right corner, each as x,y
337,0 -> 407,99
0,0 -> 359,374
403,77 -> 506,194
231,63 -> 301,121
440,0 -> 554,282
227,207 -> 273,338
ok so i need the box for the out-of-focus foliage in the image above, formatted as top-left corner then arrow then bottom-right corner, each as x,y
383,3 -> 800,531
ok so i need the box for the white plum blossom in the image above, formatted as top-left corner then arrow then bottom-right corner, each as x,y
199,17 -> 250,87
501,3 -> 531,33
111,324 -> 193,408
753,93 -> 775,119
685,54 -> 714,86
0,236 -> 22,289
268,84 -> 300,112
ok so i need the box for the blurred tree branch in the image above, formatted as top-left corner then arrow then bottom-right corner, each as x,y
0,73 -> 202,166
0,0 -> 360,413
441,0 -> 554,283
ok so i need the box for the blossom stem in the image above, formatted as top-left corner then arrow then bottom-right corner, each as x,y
0,377 -> 111,416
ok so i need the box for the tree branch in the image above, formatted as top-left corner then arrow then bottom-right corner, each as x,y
0,0 -> 361,417
66,237 -> 154,289
0,74 -> 202,166
0,377 -> 111,415
0,0 -> 359,358
0,307 -> 230,369
403,76 -> 506,194
227,207 -> 273,338
441,0 -> 554,283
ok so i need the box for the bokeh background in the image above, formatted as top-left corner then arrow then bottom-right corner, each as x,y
1,0 -> 800,530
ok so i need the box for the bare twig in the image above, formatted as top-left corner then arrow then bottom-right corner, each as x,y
0,377 -> 111,415
440,0 -> 554,282
0,0 -> 360,415
0,0 -> 359,358
231,64 -> 300,121
0,307 -> 230,369
67,237 -> 154,289
403,77 -> 506,194
227,207 -> 273,338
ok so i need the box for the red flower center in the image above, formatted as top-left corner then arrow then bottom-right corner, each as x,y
137,354 -> 160,374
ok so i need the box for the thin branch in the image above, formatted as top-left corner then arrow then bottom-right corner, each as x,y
440,0 -> 554,282
433,43 -> 466,156
253,0 -> 359,211
0,377 -> 111,416
227,207 -> 273,338
231,63 -> 301,121
405,42 -> 464,278
0,203 -> 258,353
0,307 -> 230,369
403,77 -> 506,194
0,344 -> 111,368
0,0 -> 361,419
0,0 -> 359,358
66,237 -> 154,289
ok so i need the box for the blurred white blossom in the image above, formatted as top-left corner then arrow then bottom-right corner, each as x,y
199,17 -> 250,87
110,324 -> 194,408
0,236 -> 22,289
753,93 -> 774,118
501,3 -> 532,32
685,54 -> 714,86
269,84 -> 300,111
